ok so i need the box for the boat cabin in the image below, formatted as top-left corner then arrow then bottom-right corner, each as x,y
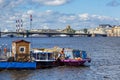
32,49 -> 55,61
64,48 -> 87,59
12,40 -> 31,61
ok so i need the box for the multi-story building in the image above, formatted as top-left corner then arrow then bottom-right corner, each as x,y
88,27 -> 107,35
62,25 -> 75,33
75,29 -> 85,34
107,26 -> 120,37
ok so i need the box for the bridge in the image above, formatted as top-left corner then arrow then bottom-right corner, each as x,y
0,31 -> 107,37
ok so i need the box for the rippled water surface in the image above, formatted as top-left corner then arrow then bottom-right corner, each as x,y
0,37 -> 120,80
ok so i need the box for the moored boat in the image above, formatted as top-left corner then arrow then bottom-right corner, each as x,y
31,49 -> 57,68
0,40 -> 37,70
0,39 -> 91,70
59,48 -> 91,66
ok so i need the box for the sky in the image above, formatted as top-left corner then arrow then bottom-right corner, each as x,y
0,0 -> 120,31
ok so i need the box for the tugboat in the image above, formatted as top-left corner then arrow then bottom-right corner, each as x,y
59,48 -> 91,66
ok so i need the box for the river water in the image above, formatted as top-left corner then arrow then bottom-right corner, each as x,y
0,37 -> 120,80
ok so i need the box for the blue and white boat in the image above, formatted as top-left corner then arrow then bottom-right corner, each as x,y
31,49 -> 56,68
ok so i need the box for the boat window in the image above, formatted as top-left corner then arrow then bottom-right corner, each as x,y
48,53 -> 54,60
73,50 -> 80,58
39,53 -> 47,60
19,46 -> 25,53
81,51 -> 87,59
64,49 -> 73,59
32,52 -> 55,60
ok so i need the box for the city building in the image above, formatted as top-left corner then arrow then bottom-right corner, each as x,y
88,27 -> 107,35
99,24 -> 112,28
107,26 -> 120,37
75,30 -> 85,34
62,25 -> 75,33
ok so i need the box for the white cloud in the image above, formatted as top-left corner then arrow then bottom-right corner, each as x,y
27,10 -> 34,15
0,0 -> 112,31
9,0 -> 23,8
0,8 -> 120,31
0,0 -> 72,10
107,0 -> 120,7
22,14 -> 28,19
78,13 -> 90,20
33,0 -> 71,6
0,0 -> 23,9
0,0 -> 4,4
9,16 -> 16,20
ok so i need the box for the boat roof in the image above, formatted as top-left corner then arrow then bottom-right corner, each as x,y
32,51 -> 53,54
12,39 -> 30,43
34,60 -> 55,62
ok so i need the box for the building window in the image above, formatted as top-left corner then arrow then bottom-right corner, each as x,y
19,46 -> 25,53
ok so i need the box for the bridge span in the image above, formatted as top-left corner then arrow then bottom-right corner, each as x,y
0,32 -> 107,37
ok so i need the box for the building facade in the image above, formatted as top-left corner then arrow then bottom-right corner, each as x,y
107,26 -> 120,37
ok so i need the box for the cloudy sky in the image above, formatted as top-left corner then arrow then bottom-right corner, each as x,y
0,0 -> 120,31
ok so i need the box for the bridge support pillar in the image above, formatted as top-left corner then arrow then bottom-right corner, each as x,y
26,33 -> 29,38
0,31 -> 1,38
48,34 -> 52,37
69,35 -> 73,37
22,34 -> 25,38
87,34 -> 92,37
26,30 -> 29,38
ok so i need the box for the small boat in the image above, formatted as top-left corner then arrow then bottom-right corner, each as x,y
59,48 -> 91,66
31,49 -> 57,68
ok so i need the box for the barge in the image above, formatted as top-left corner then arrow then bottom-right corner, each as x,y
0,40 -> 37,70
0,62 -> 36,69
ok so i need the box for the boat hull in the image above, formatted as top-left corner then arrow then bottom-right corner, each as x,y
36,60 -> 56,69
61,58 -> 91,66
0,62 -> 36,70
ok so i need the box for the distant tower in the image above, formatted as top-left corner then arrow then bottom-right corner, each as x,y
21,19 -> 23,31
16,19 -> 23,32
16,20 -> 19,32
30,14 -> 32,31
